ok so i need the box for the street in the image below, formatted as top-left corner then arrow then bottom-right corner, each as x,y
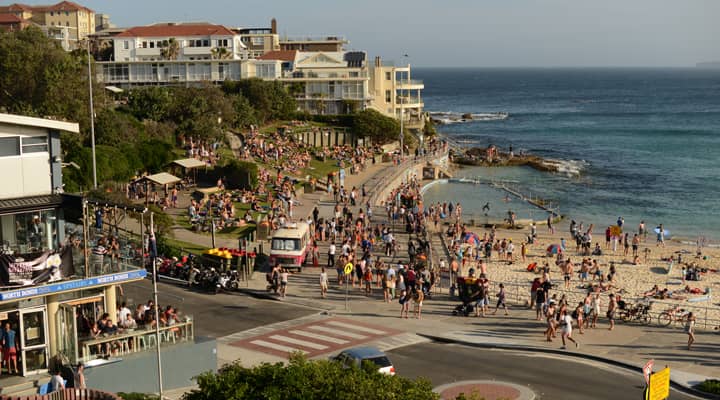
121,279 -> 317,337
388,342 -> 699,400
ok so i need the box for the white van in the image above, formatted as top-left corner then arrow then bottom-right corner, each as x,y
269,222 -> 311,272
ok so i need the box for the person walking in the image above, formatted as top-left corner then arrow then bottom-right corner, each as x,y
413,287 -> 424,319
491,283 -> 509,316
327,242 -> 336,268
279,268 -> 289,298
560,309 -> 580,349
399,289 -> 410,319
685,312 -> 696,350
607,293 -> 617,331
319,267 -> 328,299
73,363 -> 86,389
1,322 -> 18,375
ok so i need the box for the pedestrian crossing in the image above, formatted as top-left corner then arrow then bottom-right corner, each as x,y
229,316 -> 426,359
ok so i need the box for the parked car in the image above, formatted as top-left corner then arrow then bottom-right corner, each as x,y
331,346 -> 395,375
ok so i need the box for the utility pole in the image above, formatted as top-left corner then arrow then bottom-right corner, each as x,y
87,41 -> 97,189
150,212 -> 164,399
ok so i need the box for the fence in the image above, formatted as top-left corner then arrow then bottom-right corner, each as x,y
1,388 -> 120,400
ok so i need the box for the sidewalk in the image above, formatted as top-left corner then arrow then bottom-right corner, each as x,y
234,269 -> 719,397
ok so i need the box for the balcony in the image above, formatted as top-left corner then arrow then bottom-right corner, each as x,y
183,46 -> 212,56
281,35 -> 347,43
135,47 -> 161,56
396,96 -> 424,108
396,79 -> 424,90
280,71 -> 368,80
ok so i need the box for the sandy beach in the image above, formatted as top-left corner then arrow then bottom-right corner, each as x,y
435,216 -> 720,330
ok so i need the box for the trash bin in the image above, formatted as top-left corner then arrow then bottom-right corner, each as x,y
257,220 -> 270,241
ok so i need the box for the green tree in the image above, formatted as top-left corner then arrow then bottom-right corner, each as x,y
160,38 -> 180,60
352,109 -> 401,145
231,94 -> 258,129
223,79 -> 297,123
125,86 -> 174,122
0,26 -> 92,131
183,354 -> 440,400
168,85 -> 234,141
94,108 -> 146,145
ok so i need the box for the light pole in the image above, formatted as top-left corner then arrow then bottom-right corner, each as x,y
87,40 -> 97,189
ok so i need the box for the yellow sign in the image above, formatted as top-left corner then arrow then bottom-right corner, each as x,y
344,263 -> 354,275
646,367 -> 670,400
610,226 -> 623,236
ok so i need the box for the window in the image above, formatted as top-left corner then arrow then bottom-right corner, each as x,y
202,39 -> 210,47
0,137 -> 20,157
65,11 -> 69,16
22,136 -> 48,153
66,22 -> 69,26
142,41 -> 147,48
385,71 -> 391,80
217,39 -> 228,47
123,41 -> 128,50
385,90 -> 391,103
149,41 -> 155,48
50,11 -> 54,16
271,239 -> 300,251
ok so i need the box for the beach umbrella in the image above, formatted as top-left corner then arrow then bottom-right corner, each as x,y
464,232 -> 480,245
546,244 -> 563,255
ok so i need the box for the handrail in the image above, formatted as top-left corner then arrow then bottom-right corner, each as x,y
1,388 -> 120,400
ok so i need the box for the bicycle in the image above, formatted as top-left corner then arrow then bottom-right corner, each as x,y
657,305 -> 690,327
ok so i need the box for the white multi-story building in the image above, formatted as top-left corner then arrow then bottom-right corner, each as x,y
368,56 -> 425,131
98,22 -> 251,86
252,50 -> 371,114
112,22 -> 246,62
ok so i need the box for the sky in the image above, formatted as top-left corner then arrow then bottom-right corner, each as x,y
23,0 -> 720,67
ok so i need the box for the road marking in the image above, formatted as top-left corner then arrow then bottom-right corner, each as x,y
325,320 -> 387,335
305,325 -> 368,339
250,340 -> 307,354
270,335 -> 329,350
289,330 -> 349,344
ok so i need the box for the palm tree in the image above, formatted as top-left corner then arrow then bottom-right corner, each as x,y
210,46 -> 231,60
160,37 -> 180,60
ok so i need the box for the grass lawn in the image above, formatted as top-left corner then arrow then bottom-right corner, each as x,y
163,237 -> 207,255
304,158 -> 339,180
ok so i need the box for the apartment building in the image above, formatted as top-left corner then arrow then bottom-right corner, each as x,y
254,50 -> 371,114
279,35 -> 347,52
97,23 -> 250,87
0,1 -> 95,46
368,56 -> 425,131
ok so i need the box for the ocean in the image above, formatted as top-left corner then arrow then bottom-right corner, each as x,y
414,68 -> 720,241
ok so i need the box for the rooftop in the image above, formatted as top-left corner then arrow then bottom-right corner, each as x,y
0,13 -> 24,22
0,112 -> 80,133
116,22 -> 235,38
0,1 -> 93,13
257,50 -> 297,62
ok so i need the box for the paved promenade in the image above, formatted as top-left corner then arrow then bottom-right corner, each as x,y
159,154 -> 718,398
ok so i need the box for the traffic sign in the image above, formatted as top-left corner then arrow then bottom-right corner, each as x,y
646,367 -> 670,400
643,359 -> 654,385
344,263 -> 353,275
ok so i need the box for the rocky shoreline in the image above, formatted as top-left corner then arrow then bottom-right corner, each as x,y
450,147 -> 567,173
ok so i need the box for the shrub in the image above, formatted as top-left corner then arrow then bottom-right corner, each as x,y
697,379 -> 720,395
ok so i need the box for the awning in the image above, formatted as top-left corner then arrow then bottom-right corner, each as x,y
0,194 -> 63,215
104,85 -> 123,94
172,158 -> 206,169
136,172 -> 181,186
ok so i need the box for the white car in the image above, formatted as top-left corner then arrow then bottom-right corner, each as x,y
332,346 -> 396,375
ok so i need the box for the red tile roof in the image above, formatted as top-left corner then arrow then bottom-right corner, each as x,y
257,50 -> 297,62
0,1 -> 93,13
116,23 -> 235,38
0,13 -> 23,22
0,3 -> 33,12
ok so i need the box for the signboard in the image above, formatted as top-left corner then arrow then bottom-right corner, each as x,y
643,359 -> 654,385
0,269 -> 147,301
646,367 -> 670,400
610,226 -> 623,237
344,263 -> 354,275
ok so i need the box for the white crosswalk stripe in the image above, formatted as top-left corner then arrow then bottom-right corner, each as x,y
270,335 -> 329,350
289,330 -> 349,344
305,325 -> 368,339
250,340 -> 307,354
324,320 -> 387,335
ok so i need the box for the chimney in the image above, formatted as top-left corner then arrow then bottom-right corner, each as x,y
375,56 -> 381,67
271,18 -> 277,34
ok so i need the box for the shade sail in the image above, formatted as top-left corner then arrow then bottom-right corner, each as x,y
172,158 -> 206,169
138,172 -> 181,185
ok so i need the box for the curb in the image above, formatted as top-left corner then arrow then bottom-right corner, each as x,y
418,334 -> 717,400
